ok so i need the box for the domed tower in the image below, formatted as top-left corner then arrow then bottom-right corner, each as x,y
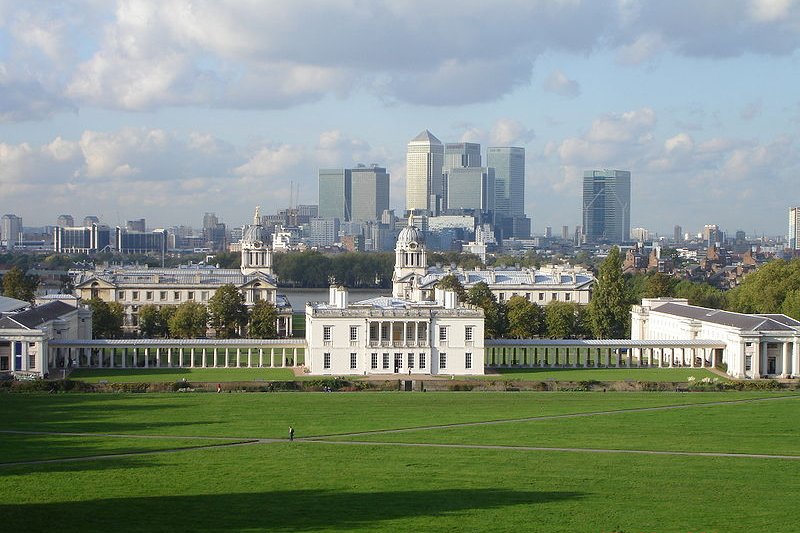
392,215 -> 427,299
240,206 -> 273,276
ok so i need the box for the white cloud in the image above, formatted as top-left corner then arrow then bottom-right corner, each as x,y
542,69 -> 581,98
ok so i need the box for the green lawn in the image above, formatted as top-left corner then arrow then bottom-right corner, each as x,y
338,395 -> 800,455
0,434 -> 245,464
0,391 -> 781,438
69,367 -> 297,383
481,367 -> 725,381
1,391 -> 798,532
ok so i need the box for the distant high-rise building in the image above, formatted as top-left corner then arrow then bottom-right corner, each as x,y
790,208 -> 800,250
444,143 -> 481,171
562,225 -> 569,240
318,168 -> 352,221
1,214 -> 22,249
126,218 -> 146,232
631,227 -> 649,242
350,165 -> 390,222
57,215 -> 74,227
83,216 -> 100,227
202,213 -> 226,251
445,167 -> 495,215
487,147 -> 525,218
674,225 -> 683,243
406,130 -> 444,213
308,218 -> 340,248
703,224 -> 723,247
545,226 -> 552,238
582,170 -> 631,244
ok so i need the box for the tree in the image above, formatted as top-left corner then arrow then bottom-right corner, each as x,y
726,258 -> 800,314
465,282 -> 507,338
137,305 -> 161,337
673,280 -> 726,309
168,302 -> 208,338
1,266 -> 39,303
248,300 -> 279,338
159,306 -> 177,337
588,246 -> 629,339
208,284 -> 247,338
506,296 -> 545,338
642,272 -> 676,299
86,298 -> 123,339
545,301 -> 580,338
437,274 -> 467,300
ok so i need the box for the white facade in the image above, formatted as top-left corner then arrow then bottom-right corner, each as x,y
0,301 -> 92,376
306,217 -> 485,375
631,298 -> 800,379
306,287 -> 484,376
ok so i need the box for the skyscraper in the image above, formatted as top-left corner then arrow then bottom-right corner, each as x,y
444,143 -> 481,171
350,165 -> 390,222
790,208 -> 800,250
487,147 -> 525,217
1,214 -> 22,249
582,170 -> 631,244
406,130 -> 443,213
445,167 -> 495,214
57,214 -> 74,227
318,168 -> 352,221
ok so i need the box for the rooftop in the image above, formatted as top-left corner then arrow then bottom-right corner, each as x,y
650,301 -> 800,332
0,301 -> 76,330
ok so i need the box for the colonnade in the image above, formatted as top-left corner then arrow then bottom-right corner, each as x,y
48,341 -> 306,371
485,341 -> 722,369
368,320 -> 429,347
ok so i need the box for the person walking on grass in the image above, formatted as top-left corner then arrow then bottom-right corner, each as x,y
289,426 -> 295,441
217,383 -> 222,393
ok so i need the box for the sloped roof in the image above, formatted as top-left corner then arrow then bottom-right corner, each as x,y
0,295 -> 29,313
409,130 -> 442,145
651,302 -> 797,332
417,268 -> 594,290
74,267 -> 277,289
0,301 -> 75,330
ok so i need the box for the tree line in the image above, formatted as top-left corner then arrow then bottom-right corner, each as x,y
272,251 -> 394,288
86,284 -> 280,339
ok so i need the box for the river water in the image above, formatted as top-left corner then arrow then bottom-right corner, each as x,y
280,287 -> 390,311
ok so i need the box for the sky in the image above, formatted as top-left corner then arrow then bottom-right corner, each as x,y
0,0 -> 799,237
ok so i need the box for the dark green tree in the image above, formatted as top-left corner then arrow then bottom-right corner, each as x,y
673,280 -> 726,308
465,282 -> 507,338
437,274 -> 467,300
642,272 -> 677,299
208,284 -> 247,338
168,301 -> 208,338
726,259 -> 800,314
86,298 -> 124,339
545,301 -> 580,338
159,306 -> 177,337
1,266 -> 39,303
588,246 -> 629,339
137,304 -> 161,337
506,296 -> 545,338
248,300 -> 279,338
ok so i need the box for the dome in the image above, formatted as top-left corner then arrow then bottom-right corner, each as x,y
397,224 -> 424,248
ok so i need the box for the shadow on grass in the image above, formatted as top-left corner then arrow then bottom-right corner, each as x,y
0,488 -> 583,531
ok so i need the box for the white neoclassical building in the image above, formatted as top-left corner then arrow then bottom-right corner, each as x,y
631,298 -> 800,379
306,219 -> 485,376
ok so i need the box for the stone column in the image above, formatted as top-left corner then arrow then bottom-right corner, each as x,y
782,341 -> 791,378
156,347 -> 161,368
178,348 -> 183,367
247,348 -> 252,368
202,348 -> 207,368
792,340 -> 800,378
752,341 -> 762,379
282,348 -> 286,367
293,347 -> 298,367
236,348 -> 241,368
259,348 -> 263,367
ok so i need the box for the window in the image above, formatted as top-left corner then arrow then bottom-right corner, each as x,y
132,291 -> 139,301
465,352 -> 472,369
565,293 -> 571,302
382,353 -> 390,369
525,292 -> 531,300
28,354 -> 36,369
201,291 -> 209,301
745,355 -> 752,371
146,291 -> 153,300
350,326 -> 358,342
160,291 -> 167,301
538,293 -> 544,301
465,326 -> 473,341
407,353 -> 414,368
371,353 -> 378,369
323,326 -> 332,342
438,326 -> 447,342
350,353 -> 357,370
551,293 -> 557,301
174,291 -> 181,301
118,291 -> 125,300
419,353 -> 426,369
439,352 -> 447,369
323,353 -> 331,369
394,353 -> 402,371
188,291 -> 194,300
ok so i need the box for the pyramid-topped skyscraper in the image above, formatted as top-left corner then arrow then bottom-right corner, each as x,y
406,130 -> 443,214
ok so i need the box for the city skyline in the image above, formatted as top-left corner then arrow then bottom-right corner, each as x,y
0,2 -> 798,235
